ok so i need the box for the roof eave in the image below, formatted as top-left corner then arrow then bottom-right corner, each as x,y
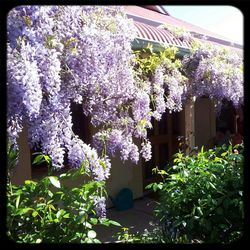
131,38 -> 190,56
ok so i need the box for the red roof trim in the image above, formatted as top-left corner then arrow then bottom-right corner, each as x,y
133,21 -> 191,49
133,21 -> 243,56
125,6 -> 240,45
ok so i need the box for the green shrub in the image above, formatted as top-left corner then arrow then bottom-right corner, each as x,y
115,222 -> 191,244
7,148 -> 120,243
146,144 -> 244,243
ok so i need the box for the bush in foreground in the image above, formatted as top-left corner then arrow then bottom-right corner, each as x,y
116,144 -> 244,243
7,147 -> 120,243
147,144 -> 244,243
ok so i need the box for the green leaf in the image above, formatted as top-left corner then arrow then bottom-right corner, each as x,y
109,220 -> 122,227
32,155 -> 44,165
209,182 -> 216,190
153,183 -> 158,192
216,207 -> 223,215
221,152 -> 228,157
92,239 -> 101,243
32,211 -> 39,217
17,207 -> 33,215
85,222 -> 92,229
145,183 -> 153,189
182,221 -> 187,227
183,169 -> 189,177
48,204 -> 56,211
159,170 -> 167,175
63,213 -> 70,218
56,209 -> 65,218
214,157 -> 221,162
223,199 -> 230,209
59,173 -> 67,178
87,230 -> 96,239
44,155 -> 51,164
15,195 -> 20,209
90,218 -> 98,225
48,176 -> 61,188
197,207 -> 203,216
99,218 -> 110,226
24,180 -> 37,185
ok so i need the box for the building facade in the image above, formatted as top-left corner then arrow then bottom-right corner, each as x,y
11,6 -> 243,207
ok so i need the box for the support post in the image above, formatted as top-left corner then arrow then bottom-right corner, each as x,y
184,99 -> 195,154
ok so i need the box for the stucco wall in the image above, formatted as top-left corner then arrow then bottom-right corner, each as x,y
105,155 -> 143,208
11,102 -> 203,207
10,125 -> 32,185
90,127 -> 143,208
194,98 -> 216,148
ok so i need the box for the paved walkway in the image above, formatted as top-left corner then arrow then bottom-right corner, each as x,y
94,196 -> 157,243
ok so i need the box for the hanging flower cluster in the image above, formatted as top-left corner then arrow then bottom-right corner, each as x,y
182,39 -> 243,113
7,5 -> 140,217
7,6 -> 140,178
159,23 -> 243,113
92,45 -> 187,163
132,45 -> 188,118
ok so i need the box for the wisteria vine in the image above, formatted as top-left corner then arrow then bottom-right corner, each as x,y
161,24 -> 243,113
182,42 -> 243,113
7,6 -> 243,216
7,5 -> 138,217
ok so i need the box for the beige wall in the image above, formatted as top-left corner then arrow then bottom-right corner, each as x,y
194,98 -> 216,148
106,156 -> 143,208
11,99 -> 214,205
10,123 -> 143,208
11,125 -> 32,185
90,127 -> 143,208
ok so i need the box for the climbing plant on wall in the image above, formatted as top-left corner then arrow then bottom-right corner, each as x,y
7,5 -> 244,217
161,24 -> 244,113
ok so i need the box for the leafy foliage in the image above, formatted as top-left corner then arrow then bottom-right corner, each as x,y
7,149 -> 121,243
115,222 -> 190,243
146,144 -> 244,243
116,224 -> 164,243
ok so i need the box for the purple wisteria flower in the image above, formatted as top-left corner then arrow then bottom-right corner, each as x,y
94,196 -> 107,218
141,140 -> 152,162
7,6 -> 139,174
182,43 -> 243,113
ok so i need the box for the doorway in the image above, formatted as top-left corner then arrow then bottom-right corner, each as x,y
142,110 -> 183,188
